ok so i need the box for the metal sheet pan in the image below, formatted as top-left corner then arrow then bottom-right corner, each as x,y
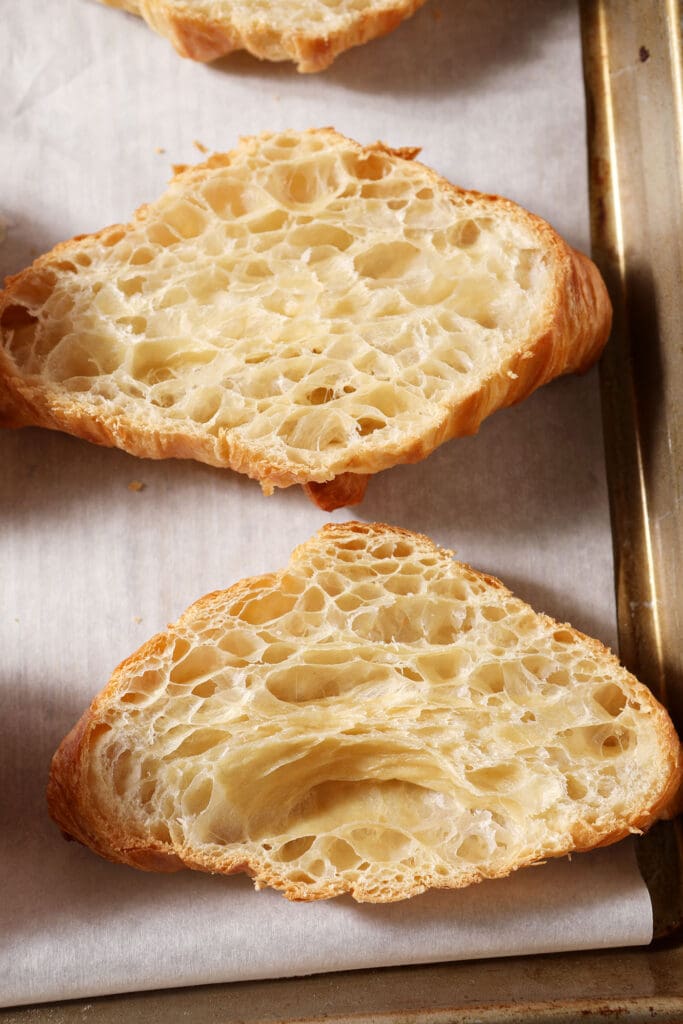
3,0 -> 682,1019
581,0 -> 683,944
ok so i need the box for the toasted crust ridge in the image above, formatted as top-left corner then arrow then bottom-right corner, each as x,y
48,522 -> 681,903
99,0 -> 430,71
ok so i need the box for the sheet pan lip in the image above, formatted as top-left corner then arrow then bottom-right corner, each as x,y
580,0 -> 683,943
4,958 -> 683,1020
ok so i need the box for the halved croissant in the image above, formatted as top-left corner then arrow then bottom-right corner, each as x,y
48,522 -> 681,903
0,129 -> 611,509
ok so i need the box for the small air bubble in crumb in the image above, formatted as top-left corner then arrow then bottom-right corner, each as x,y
128,480 -> 145,492
193,139 -> 208,154
133,616 -> 143,624
155,146 -> 166,155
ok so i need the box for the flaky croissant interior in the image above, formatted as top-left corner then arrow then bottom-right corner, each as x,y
49,523 -> 681,902
0,130 -> 610,508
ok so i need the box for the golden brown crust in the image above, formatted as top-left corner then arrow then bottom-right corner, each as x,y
302,472 -> 369,511
100,0 -> 430,71
47,632 -> 187,873
48,522 -> 682,902
0,129 -> 612,510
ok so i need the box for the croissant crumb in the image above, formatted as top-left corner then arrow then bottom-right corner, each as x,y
0,129 -> 611,509
48,523 -> 682,903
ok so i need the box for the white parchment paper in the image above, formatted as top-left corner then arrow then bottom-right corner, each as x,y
0,0 -> 652,1009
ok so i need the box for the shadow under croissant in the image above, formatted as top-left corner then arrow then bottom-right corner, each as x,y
206,0 -> 569,100
0,672 -> 86,840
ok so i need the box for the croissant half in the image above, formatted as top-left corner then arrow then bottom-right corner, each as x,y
48,523 -> 681,903
0,129 -> 611,510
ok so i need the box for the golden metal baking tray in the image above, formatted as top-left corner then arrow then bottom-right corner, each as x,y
3,0 -> 681,1019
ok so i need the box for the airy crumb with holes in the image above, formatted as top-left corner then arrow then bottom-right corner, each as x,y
48,522 -> 681,903
0,129 -> 611,510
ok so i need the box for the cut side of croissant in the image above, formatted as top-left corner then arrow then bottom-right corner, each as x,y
48,522 -> 682,903
98,0 -> 430,71
0,129 -> 611,510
